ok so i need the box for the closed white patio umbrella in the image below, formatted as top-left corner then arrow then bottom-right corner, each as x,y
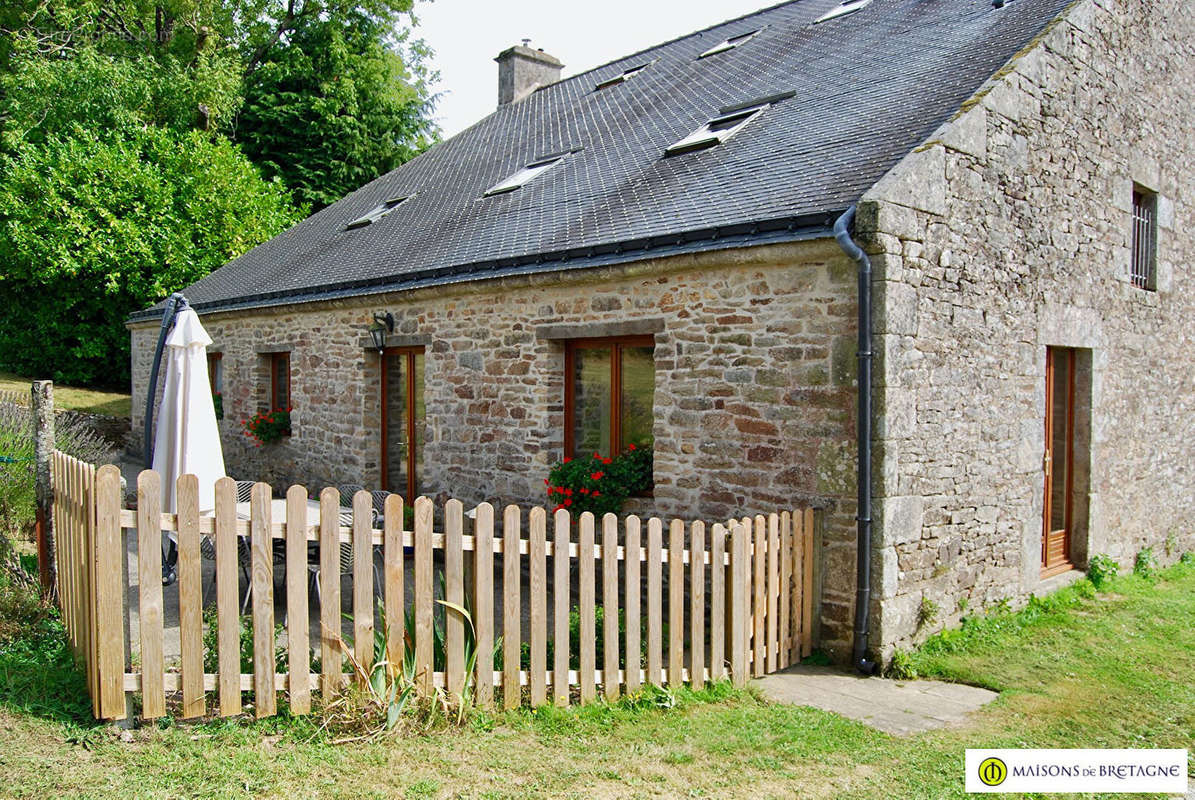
148,299 -> 225,581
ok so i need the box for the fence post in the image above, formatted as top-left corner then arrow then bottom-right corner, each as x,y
729,522 -> 749,688
94,465 -> 126,718
32,380 -> 54,598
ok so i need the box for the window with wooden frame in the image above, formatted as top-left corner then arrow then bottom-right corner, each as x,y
564,336 -> 656,462
1130,186 -> 1158,291
380,347 -> 425,500
207,352 -> 223,419
269,352 -> 291,412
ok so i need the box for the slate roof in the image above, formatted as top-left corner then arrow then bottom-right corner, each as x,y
134,0 -> 1074,320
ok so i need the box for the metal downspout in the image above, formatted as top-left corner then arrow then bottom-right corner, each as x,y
833,205 -> 878,676
143,293 -> 188,468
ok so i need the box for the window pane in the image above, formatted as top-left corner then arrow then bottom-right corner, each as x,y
413,352 -> 425,492
272,354 -> 289,410
1049,352 -> 1071,532
384,353 -> 410,495
572,347 -> 611,458
620,345 -> 655,450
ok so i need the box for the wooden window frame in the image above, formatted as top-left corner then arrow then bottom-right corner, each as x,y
269,351 -> 291,414
563,334 -> 655,459
207,352 -> 223,394
380,346 -> 424,501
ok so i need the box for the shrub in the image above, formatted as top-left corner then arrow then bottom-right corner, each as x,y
0,400 -> 113,535
1181,552 -> 1195,566
212,392 -> 224,421
546,444 -> 653,518
888,648 -> 918,679
1134,547 -> 1158,579
918,596 -> 939,626
1086,553 -> 1119,589
243,408 -> 291,446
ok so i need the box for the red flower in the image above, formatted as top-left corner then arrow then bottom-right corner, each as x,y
593,452 -> 601,460
628,443 -> 636,451
563,457 -> 572,464
590,471 -> 604,481
564,499 -> 572,507
564,488 -> 573,496
544,479 -> 550,486
592,491 -> 600,498
579,488 -> 589,495
602,457 -> 612,465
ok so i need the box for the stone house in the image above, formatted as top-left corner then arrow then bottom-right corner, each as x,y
129,0 -> 1195,665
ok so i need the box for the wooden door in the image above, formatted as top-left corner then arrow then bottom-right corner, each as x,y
1042,348 -> 1076,576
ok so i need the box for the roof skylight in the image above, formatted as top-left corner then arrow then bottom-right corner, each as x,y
594,62 -> 651,91
484,154 -> 567,196
814,0 -> 871,24
698,29 -> 760,58
664,91 -> 794,156
345,196 -> 409,230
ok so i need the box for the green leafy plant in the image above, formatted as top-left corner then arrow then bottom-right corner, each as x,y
1181,552 -> 1194,566
243,408 -> 291,446
887,648 -> 918,679
546,444 -> 653,518
1087,553 -> 1119,589
201,607 -> 288,677
212,391 -> 224,421
1134,547 -> 1158,579
918,596 -> 940,626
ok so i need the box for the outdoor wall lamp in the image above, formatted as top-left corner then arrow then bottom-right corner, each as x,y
369,311 -> 394,351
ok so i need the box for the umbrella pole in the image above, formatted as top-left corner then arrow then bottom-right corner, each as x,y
144,293 -> 187,585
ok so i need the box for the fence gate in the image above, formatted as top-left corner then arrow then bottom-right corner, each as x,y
52,460 -> 817,723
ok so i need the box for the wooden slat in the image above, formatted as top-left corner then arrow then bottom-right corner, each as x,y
251,482 -> 276,717
214,478 -> 241,716
802,508 -> 815,658
413,496 -> 434,694
646,517 -> 663,686
286,485 -> 311,714
502,505 -> 522,710
445,499 -> 465,698
623,516 -> 641,695
578,513 -> 596,703
353,491 -> 374,679
383,496 -> 405,680
690,521 -> 705,690
668,519 -> 684,689
529,507 -> 548,706
552,509 -> 570,707
779,511 -> 792,670
176,474 -> 204,718
767,513 -> 780,674
82,462 -> 97,705
320,488 -> 342,699
473,503 -> 495,707
791,508 -> 804,665
602,513 -> 619,701
729,522 -> 749,688
710,524 -> 726,682
137,470 -> 165,719
752,516 -> 766,678
93,465 -> 124,719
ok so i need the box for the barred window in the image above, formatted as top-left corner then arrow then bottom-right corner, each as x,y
1131,187 -> 1157,291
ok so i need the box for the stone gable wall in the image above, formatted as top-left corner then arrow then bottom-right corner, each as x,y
130,240 -> 865,655
862,0 -> 1195,656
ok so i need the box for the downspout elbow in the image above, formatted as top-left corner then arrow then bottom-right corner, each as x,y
833,205 -> 878,677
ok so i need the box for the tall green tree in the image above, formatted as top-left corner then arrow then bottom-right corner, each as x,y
235,12 -> 436,209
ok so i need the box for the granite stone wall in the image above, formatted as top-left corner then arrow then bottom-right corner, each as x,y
861,0 -> 1195,656
130,240 -> 864,654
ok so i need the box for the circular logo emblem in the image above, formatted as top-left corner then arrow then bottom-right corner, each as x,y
978,757 -> 1008,787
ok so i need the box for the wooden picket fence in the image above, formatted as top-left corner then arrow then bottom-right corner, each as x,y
52,461 -> 816,722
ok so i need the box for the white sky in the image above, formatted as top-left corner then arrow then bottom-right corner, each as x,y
413,0 -> 779,138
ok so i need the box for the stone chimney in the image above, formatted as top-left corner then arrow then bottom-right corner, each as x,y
496,41 -> 563,106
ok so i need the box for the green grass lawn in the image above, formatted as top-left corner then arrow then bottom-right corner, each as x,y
0,372 -> 131,418
1,562 -> 1192,799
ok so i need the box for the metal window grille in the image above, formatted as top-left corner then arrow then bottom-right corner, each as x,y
1131,189 -> 1157,290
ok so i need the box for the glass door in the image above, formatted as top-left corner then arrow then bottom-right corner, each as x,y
381,348 -> 425,500
1042,347 -> 1076,576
